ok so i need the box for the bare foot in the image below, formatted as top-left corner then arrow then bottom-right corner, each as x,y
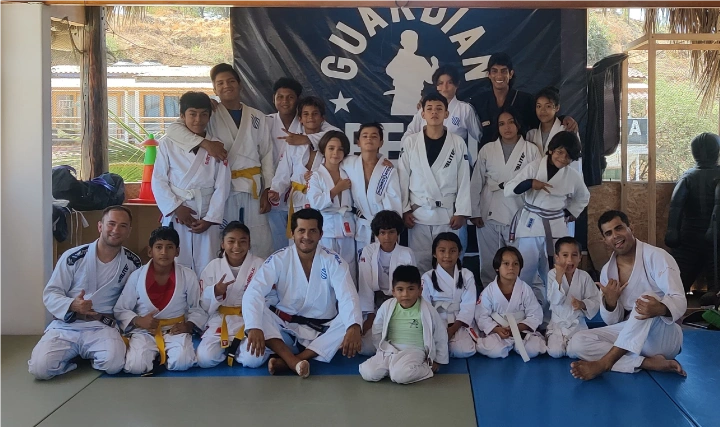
570,360 -> 610,381
641,355 -> 687,377
294,360 -> 310,378
268,357 -> 288,375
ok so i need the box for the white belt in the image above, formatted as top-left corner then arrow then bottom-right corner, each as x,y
355,216 -> 372,244
170,185 -> 214,218
491,312 -> 531,362
409,193 -> 456,210
433,301 -> 460,324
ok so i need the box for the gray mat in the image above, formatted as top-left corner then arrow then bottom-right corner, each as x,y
38,375 -> 477,427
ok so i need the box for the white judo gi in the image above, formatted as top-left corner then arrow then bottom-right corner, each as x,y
359,297 -> 449,384
28,242 -> 141,380
526,118 -> 583,237
307,164 -> 357,281
470,137 -> 540,286
266,114 -> 336,251
357,243 -> 416,355
546,268 -> 600,358
196,253 -> 277,368
475,278 -> 547,359
567,241 -> 687,373
166,104 -> 275,258
398,130 -> 472,273
242,245 -> 362,363
421,266 -> 478,358
152,135 -> 231,274
504,156 -> 590,316
341,154 -> 403,251
114,262 -> 207,374
403,97 -> 482,164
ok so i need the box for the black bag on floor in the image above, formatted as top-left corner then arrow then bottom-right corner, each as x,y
52,165 -> 126,211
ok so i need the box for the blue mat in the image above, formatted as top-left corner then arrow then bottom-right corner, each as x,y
586,311 -> 607,329
647,329 -> 720,427
467,353 -> 695,427
106,351 -> 468,378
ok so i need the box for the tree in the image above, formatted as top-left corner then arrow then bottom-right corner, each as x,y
588,16 -> 612,65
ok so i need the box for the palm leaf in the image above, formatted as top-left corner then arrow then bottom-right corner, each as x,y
108,110 -> 144,141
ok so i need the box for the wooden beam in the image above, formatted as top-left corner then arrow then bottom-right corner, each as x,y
80,6 -> 108,179
620,58 -> 628,212
654,44 -> 720,51
41,1 -> 720,7
651,33 -> 720,41
624,34 -> 649,52
647,35 -> 657,245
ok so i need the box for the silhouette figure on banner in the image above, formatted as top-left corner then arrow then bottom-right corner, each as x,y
385,30 -> 439,116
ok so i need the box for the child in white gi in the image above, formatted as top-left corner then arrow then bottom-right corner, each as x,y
196,222 -> 278,368
546,237 -> 600,358
475,246 -> 546,360
152,91 -> 231,274
357,210 -> 416,355
421,233 -> 478,358
359,265 -> 449,384
269,96 -> 339,242
114,227 -> 207,374
504,131 -> 590,320
307,131 -> 357,278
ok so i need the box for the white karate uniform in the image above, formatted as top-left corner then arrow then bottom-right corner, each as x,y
545,268 -> 600,358
475,278 -> 547,359
341,154 -> 402,250
398,130 -> 472,273
359,297 -> 449,384
114,262 -> 207,374
567,241 -> 687,373
266,114 -> 337,251
504,156 -> 590,316
357,243 -> 416,355
470,138 -> 540,286
242,245 -> 362,363
196,253 -> 277,368
526,118 -> 583,237
28,242 -> 141,380
421,266 -> 478,358
403,97 -> 482,164
152,135 -> 231,274
165,104 -> 274,258
307,164 -> 357,282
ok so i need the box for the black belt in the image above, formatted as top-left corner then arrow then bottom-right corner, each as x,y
270,305 -> 334,333
63,311 -> 117,328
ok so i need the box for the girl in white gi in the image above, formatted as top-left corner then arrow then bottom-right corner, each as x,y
399,93 -> 472,273
359,265 -> 449,384
152,91 -> 231,275
504,131 -> 590,320
526,87 -> 583,237
470,108 -> 541,287
546,237 -> 600,358
421,233 -> 478,358
269,96 -> 338,243
307,131 -> 357,280
342,123 -> 402,252
475,247 -> 546,359
358,210 -> 416,355
164,63 -> 275,259
114,227 -> 208,374
196,222 -> 277,368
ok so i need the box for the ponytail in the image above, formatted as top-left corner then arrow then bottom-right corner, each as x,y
456,259 -> 464,289
431,257 -> 442,292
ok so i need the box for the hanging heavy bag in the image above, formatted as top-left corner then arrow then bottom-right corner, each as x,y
52,165 -> 126,211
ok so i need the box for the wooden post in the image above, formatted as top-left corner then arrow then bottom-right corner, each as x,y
620,57 -> 629,212
647,34 -> 657,245
80,6 -> 108,179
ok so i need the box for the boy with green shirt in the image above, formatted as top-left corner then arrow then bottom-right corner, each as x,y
359,265 -> 449,384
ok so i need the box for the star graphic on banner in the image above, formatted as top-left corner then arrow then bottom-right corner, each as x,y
329,91 -> 353,113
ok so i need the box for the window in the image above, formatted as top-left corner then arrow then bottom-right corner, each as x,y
57,94 -> 76,117
143,94 -> 161,117
163,95 -> 180,117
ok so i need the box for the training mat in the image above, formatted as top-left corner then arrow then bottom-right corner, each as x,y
467,353 -> 695,427
105,352 -> 468,378
39,375 -> 477,427
1,336 -> 102,427
647,329 -> 720,427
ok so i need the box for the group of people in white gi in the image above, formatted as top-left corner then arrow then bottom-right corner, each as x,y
29,58 -> 687,383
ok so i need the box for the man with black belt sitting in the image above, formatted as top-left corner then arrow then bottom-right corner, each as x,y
28,206 -> 142,379
242,208 -> 363,378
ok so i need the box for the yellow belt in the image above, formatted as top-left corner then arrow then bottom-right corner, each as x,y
217,306 -> 245,366
154,316 -> 186,366
286,181 -> 308,238
231,166 -> 262,199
